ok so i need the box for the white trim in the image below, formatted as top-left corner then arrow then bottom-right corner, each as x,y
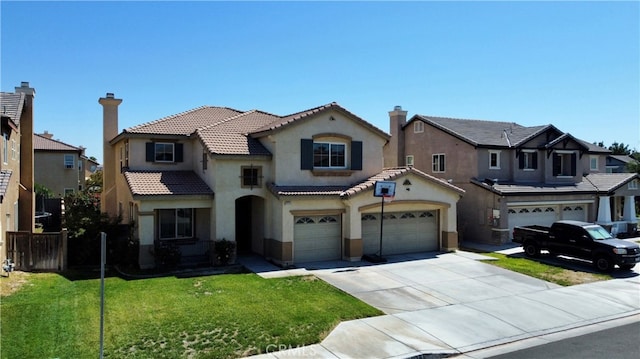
413,121 -> 424,133
406,155 -> 414,166
555,150 -> 575,155
508,200 -> 594,206
589,155 -> 598,171
489,150 -> 501,170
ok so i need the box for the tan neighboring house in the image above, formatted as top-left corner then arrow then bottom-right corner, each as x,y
34,132 -> 88,197
100,94 -> 464,269
0,82 -> 36,266
385,107 -> 639,244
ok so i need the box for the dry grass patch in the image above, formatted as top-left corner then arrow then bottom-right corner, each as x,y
0,271 -> 32,297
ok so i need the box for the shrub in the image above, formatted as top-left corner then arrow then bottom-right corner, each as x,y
214,239 -> 236,266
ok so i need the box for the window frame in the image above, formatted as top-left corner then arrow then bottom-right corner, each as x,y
413,121 -> 424,133
432,153 -> 445,173
154,142 -> 175,163
406,155 -> 414,167
64,154 -> 75,169
589,156 -> 598,171
158,208 -> 194,240
313,142 -> 347,169
241,166 -> 262,188
489,150 -> 501,170
553,150 -> 577,177
629,180 -> 638,190
2,133 -> 8,164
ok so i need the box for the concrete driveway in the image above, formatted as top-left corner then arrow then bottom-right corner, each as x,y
243,249 -> 640,359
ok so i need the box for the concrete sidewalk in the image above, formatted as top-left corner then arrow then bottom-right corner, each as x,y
240,249 -> 640,359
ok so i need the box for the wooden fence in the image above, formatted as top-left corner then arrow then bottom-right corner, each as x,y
5,231 -> 67,271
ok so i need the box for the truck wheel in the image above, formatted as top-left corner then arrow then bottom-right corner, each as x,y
524,242 -> 539,257
620,264 -> 635,271
594,256 -> 613,272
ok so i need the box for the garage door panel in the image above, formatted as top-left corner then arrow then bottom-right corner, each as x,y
294,215 -> 341,263
362,211 -> 438,256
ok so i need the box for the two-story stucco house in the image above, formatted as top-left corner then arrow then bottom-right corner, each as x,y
100,94 -> 464,269
385,107 -> 639,244
34,132 -> 91,197
0,82 -> 36,266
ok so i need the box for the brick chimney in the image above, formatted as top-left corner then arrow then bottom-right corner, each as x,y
384,105 -> 407,168
15,82 -> 36,232
99,92 -> 122,215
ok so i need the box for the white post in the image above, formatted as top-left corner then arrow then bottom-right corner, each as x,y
622,196 -> 636,222
597,196 -> 612,223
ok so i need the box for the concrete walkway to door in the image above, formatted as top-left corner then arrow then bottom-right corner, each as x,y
239,248 -> 640,359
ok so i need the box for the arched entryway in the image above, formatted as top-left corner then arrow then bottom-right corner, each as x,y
235,196 -> 265,255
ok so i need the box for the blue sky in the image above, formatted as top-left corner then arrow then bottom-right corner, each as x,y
2,1 -> 638,163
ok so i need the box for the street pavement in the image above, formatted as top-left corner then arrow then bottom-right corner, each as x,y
239,244 -> 640,359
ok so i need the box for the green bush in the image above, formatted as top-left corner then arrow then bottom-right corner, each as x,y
214,239 -> 236,266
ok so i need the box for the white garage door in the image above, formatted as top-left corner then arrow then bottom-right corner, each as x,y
508,206 -> 558,239
294,215 -> 341,263
561,205 -> 586,222
362,211 -> 438,256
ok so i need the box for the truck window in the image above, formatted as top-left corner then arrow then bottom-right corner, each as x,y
585,226 -> 613,240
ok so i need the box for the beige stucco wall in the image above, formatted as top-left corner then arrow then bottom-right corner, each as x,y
1,126 -> 21,266
34,151 -> 82,196
259,109 -> 387,185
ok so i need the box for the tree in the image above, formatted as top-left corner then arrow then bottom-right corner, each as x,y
608,142 -> 632,155
84,170 -> 103,194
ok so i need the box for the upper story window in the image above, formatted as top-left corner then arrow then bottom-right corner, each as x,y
300,138 -> 362,172
158,208 -> 193,239
414,121 -> 424,133
589,156 -> 598,171
519,150 -> 538,170
313,142 -> 346,168
64,154 -> 75,169
432,153 -> 445,173
145,142 -> 184,163
241,166 -> 262,188
629,180 -> 638,190
2,133 -> 7,164
406,155 -> 414,167
489,150 -> 501,170
552,151 -> 577,177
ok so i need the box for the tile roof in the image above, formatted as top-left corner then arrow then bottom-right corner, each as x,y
124,170 -> 213,196
412,115 -> 607,152
0,92 -> 25,126
0,169 -> 12,201
122,102 -> 388,156
268,167 -> 464,198
472,172 -> 639,195
196,110 -> 279,155
125,106 -> 243,135
34,134 -> 81,151
251,102 -> 389,139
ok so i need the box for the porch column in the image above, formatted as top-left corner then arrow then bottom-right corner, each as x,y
596,196 -> 612,223
622,196 -> 637,221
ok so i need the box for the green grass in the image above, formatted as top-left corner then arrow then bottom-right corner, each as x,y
479,252 -> 611,286
1,272 -> 381,358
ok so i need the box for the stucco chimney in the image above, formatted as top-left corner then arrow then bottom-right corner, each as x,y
41,130 -> 54,139
15,82 -> 36,231
99,92 -> 122,216
384,105 -> 407,168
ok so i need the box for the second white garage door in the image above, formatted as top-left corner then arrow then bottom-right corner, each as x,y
362,211 -> 438,256
294,215 -> 342,263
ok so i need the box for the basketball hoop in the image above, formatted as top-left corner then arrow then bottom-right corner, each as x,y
383,195 -> 394,203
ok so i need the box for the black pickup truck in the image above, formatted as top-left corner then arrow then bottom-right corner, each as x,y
512,220 -> 640,271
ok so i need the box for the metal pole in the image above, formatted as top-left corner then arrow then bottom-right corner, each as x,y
99,232 -> 106,359
379,196 -> 384,256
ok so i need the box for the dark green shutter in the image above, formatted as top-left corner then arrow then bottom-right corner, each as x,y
518,153 -> 525,169
351,141 -> 363,170
570,153 -> 577,176
552,154 -> 560,176
175,143 -> 184,162
532,152 -> 538,169
146,142 -> 155,162
301,139 -> 313,170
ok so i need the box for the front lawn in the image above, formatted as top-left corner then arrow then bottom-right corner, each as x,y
0,271 -> 381,358
479,252 -> 612,286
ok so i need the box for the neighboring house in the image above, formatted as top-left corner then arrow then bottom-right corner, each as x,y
100,94 -> 464,269
606,154 -> 635,173
385,107 -> 639,244
34,132 -> 90,197
0,82 -> 36,266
